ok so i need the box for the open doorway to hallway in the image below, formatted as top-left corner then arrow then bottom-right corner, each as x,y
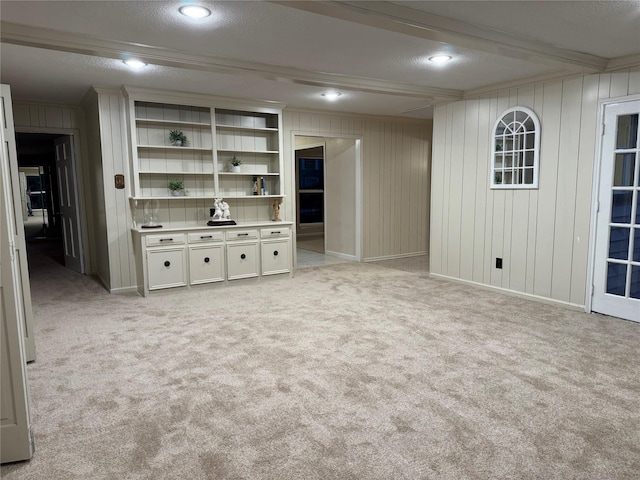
16,133 -> 64,265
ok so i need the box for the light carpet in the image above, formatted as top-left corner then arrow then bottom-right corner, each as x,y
2,244 -> 639,479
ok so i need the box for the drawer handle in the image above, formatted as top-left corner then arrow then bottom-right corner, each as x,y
271,231 -> 281,234
238,233 -> 249,237
273,250 -> 279,256
240,253 -> 246,260
200,235 -> 213,239
159,238 -> 173,242
204,257 -> 210,263
164,261 -> 171,267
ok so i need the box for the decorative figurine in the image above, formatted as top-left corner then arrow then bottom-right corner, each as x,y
207,198 -> 236,226
221,200 -> 231,219
272,199 -> 281,222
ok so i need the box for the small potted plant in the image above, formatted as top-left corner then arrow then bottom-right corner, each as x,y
230,155 -> 242,173
168,179 -> 185,196
169,129 -> 187,146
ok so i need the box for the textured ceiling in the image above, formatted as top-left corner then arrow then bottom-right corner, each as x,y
1,1 -> 638,119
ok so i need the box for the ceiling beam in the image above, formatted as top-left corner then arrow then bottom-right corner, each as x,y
0,21 -> 463,103
275,1 -> 609,73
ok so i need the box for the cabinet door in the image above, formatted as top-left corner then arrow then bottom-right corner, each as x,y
261,239 -> 291,275
227,242 -> 259,280
147,247 -> 187,290
189,244 -> 225,285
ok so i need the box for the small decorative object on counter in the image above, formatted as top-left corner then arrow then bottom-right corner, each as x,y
207,197 -> 236,226
272,198 -> 282,222
231,155 -> 242,172
142,199 -> 162,228
168,179 -> 184,196
169,129 -> 187,146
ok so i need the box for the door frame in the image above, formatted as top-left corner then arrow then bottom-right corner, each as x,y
291,131 -> 363,266
16,127 -> 89,274
586,93 -> 640,316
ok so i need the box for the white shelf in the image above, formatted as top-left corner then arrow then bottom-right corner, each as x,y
216,124 -> 278,132
218,172 -> 279,176
139,171 -> 214,175
217,149 -> 279,154
131,195 -> 217,201
138,145 -> 212,151
221,195 -> 285,199
136,118 -> 211,127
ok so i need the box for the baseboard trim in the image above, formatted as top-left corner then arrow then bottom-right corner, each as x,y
364,252 -> 428,262
110,285 -> 138,294
325,250 -> 358,261
428,272 -> 585,312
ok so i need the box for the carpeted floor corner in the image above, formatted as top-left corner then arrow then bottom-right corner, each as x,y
1,245 -> 639,479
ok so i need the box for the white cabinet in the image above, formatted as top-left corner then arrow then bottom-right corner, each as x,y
226,242 -> 260,280
147,247 -> 187,290
134,223 -> 291,295
260,227 -> 291,275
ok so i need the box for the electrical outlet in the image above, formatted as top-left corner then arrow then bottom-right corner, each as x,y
496,257 -> 503,269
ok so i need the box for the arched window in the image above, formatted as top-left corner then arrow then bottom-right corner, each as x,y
491,107 -> 540,189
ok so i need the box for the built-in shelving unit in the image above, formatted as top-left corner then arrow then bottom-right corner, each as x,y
124,88 -> 285,227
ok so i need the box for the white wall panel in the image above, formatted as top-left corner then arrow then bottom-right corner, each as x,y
430,69 -> 639,307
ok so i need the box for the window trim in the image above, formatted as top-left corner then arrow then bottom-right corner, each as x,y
490,106 -> 540,190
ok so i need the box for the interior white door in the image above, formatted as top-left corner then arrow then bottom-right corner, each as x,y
592,99 -> 640,322
1,86 -> 36,362
54,135 -> 84,273
1,83 -> 34,463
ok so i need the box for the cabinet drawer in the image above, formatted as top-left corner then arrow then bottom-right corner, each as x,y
189,245 -> 225,285
226,229 -> 259,241
226,242 -> 259,280
261,239 -> 291,275
188,231 -> 224,243
146,233 -> 186,247
147,247 -> 187,290
260,227 -> 290,239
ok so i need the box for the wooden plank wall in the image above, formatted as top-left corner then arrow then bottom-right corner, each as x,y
94,90 -> 137,292
283,110 -> 432,261
430,67 -> 640,307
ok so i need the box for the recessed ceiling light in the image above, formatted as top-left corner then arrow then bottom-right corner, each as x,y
123,58 -> 147,68
322,91 -> 342,100
179,5 -> 211,18
428,55 -> 453,64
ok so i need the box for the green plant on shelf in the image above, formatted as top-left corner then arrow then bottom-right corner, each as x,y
169,130 -> 187,146
230,155 -> 242,167
168,179 -> 184,191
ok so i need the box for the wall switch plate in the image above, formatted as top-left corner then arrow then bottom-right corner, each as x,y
496,257 -> 503,269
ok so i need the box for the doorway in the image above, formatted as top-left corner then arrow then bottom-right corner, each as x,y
292,133 -> 362,268
16,132 -> 84,272
591,98 -> 640,322
296,145 -> 325,254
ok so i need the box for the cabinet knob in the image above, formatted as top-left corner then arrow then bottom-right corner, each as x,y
164,261 -> 171,267
273,250 -> 279,256
240,253 -> 246,260
204,257 -> 210,263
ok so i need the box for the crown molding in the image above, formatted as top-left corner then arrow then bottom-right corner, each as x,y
0,21 -> 463,103
606,54 -> 640,72
275,1 -> 608,73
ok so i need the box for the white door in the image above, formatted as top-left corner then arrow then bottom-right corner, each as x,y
1,84 -> 34,463
592,100 -> 640,322
1,86 -> 36,362
55,136 -> 84,273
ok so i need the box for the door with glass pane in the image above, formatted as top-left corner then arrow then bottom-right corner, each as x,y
592,100 -> 640,322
